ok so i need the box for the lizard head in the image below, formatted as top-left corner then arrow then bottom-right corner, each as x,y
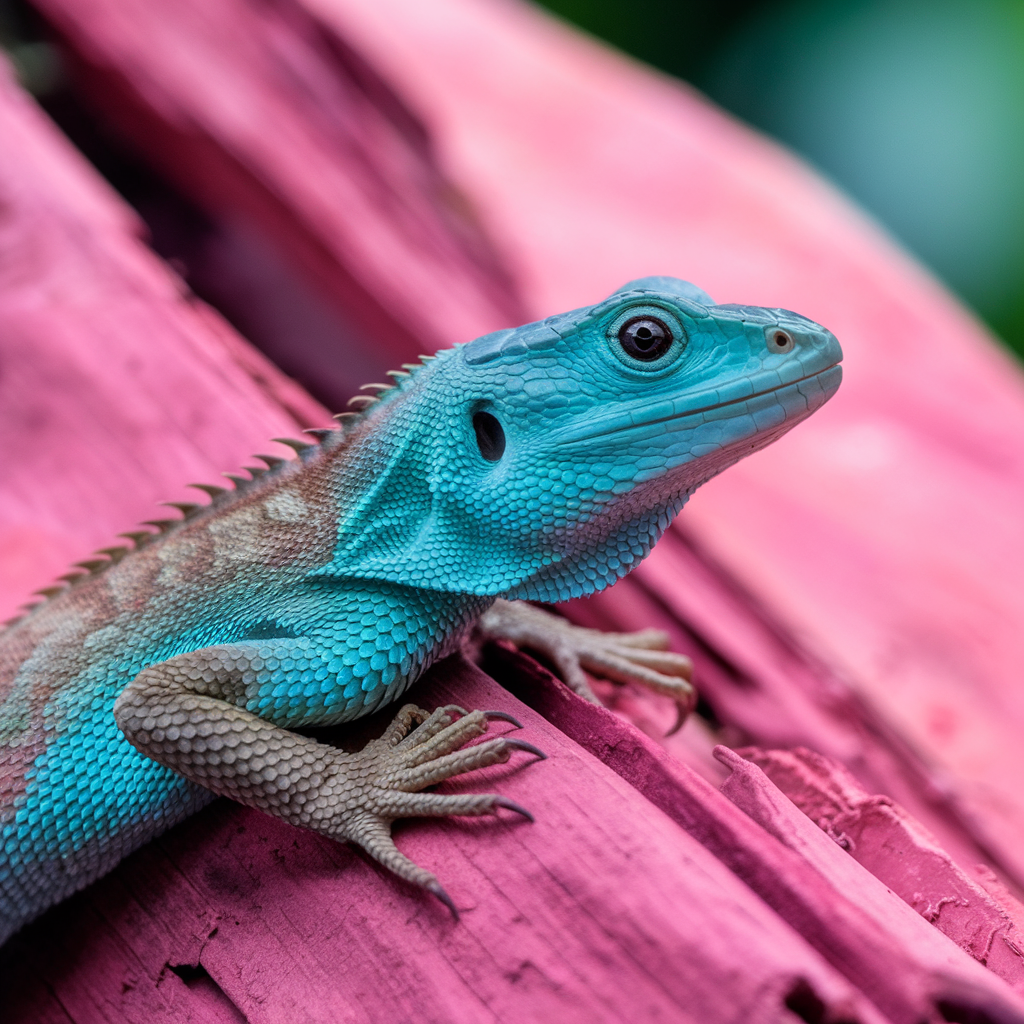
331,277 -> 842,601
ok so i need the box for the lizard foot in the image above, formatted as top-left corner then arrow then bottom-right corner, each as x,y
478,599 -> 696,734
325,703 -> 544,917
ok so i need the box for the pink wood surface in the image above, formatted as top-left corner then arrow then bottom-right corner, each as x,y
559,531 -> 1014,891
31,0 -> 526,379
717,748 -> 1024,1022
486,644 -> 1024,1024
741,746 -> 1024,994
314,0 -> 1024,887
0,58 -> 329,624
6,1 -> 1024,1021
3,655 -> 892,1024
0,53 -> 894,1024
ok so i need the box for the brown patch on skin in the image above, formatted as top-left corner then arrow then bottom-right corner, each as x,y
0,440 -> 329,819
0,619 -> 46,819
263,488 -> 309,523
0,412 -> 383,831
0,426 -> 351,633
105,544 -> 169,618
9,440 -> 344,629
0,592 -> 113,820
0,392 -> 392,637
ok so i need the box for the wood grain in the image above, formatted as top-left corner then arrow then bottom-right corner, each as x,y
0,56 -> 328,623
740,745 -> 1024,995
322,0 -> 1024,890
31,0 -> 527,376
0,656 -> 890,1024
5,1 -> 1024,1021
487,643 -> 1024,1023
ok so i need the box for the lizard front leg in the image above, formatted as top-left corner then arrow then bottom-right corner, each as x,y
478,599 -> 696,731
112,639 -> 542,913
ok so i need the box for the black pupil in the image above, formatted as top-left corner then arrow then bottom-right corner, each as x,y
619,317 -> 672,361
473,411 -> 505,461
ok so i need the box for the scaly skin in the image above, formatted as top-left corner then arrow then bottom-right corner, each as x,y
0,277 -> 841,937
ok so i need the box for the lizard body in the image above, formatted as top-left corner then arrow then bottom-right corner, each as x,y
0,277 -> 841,937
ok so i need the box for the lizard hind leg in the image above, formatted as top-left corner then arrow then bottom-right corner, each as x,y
113,648 -> 544,918
339,704 -> 543,915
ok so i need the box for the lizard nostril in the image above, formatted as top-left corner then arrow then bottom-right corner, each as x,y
473,411 -> 506,462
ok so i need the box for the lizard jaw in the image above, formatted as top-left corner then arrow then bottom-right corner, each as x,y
552,363 -> 842,447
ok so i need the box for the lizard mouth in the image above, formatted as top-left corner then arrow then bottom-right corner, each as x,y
553,363 -> 842,446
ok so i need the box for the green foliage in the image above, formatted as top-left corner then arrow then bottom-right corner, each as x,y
535,0 -> 766,81
536,0 -> 770,80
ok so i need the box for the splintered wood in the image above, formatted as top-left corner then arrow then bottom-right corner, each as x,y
2,0 -> 1024,1021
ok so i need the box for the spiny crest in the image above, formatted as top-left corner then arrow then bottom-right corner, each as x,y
0,354 -> 438,631
342,353 -> 436,414
0,434 -> 334,630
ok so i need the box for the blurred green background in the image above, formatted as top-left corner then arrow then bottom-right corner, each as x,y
534,0 -> 1024,361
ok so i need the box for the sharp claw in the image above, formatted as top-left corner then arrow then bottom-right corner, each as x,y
483,710 -> 523,729
492,795 -> 534,822
503,737 -> 548,761
426,879 -> 460,921
665,704 -> 686,737
665,694 -> 697,737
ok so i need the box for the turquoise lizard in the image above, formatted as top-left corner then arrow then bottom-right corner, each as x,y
0,277 -> 841,937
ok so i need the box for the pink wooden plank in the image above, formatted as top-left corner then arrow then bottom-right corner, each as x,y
740,745 -> 1024,994
486,643 -> 1024,1024
0,54 -> 890,1024
1,656 -> 888,1024
31,0 -> 527,374
717,747 -> 1024,1023
560,530 -> 1011,888
0,56 -> 329,622
320,0 -> 1024,886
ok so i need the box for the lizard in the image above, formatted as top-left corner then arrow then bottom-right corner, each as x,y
0,276 -> 841,938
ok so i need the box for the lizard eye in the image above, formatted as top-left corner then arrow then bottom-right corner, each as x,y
473,411 -> 505,461
767,329 -> 795,354
618,317 -> 673,361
